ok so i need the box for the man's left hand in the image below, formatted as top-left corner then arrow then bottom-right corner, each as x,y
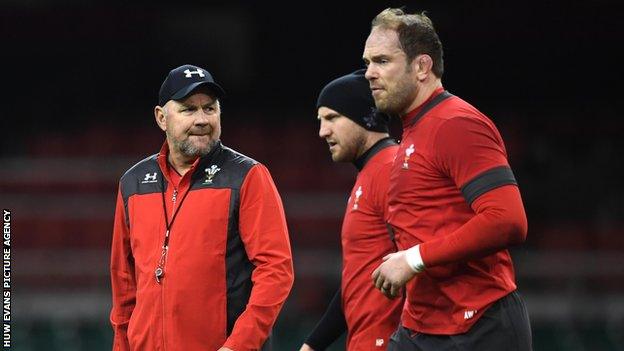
372,250 -> 417,299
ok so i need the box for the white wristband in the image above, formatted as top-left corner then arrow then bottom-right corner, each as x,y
405,245 -> 425,273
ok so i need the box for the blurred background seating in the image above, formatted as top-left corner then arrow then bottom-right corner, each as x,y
3,1 -> 622,350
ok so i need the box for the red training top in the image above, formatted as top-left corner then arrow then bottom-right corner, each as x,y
342,139 -> 403,349
387,88 -> 528,335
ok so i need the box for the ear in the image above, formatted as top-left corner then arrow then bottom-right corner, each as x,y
154,105 -> 167,132
412,54 -> 434,82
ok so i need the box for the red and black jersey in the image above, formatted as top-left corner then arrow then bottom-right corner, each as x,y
306,138 -> 403,350
110,141 -> 294,351
342,138 -> 403,350
387,88 -> 527,334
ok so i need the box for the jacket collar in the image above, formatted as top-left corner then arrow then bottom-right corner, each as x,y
157,140 -> 224,182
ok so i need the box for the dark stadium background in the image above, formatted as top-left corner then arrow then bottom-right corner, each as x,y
3,1 -> 622,350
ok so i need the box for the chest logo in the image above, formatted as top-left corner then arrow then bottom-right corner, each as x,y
141,172 -> 158,184
375,338 -> 385,347
352,186 -> 363,210
203,165 -> 221,184
403,144 -> 415,169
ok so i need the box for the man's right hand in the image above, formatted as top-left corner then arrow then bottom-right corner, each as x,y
372,249 -> 417,299
299,343 -> 315,351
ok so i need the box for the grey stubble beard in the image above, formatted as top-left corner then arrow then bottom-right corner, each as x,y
177,138 -> 217,158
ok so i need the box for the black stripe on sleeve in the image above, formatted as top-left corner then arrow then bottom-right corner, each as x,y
460,166 -> 517,205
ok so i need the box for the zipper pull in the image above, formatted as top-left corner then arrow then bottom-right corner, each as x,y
172,189 -> 178,204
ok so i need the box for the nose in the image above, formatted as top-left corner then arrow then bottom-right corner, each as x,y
318,120 -> 331,139
194,110 -> 212,126
365,64 -> 377,81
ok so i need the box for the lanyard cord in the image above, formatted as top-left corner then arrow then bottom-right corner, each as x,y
160,178 -> 192,246
155,173 -> 192,283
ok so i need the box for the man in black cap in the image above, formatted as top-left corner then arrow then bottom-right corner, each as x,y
109,64 -> 294,351
299,69 -> 403,351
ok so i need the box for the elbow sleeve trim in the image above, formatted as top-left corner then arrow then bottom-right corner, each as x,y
461,166 -> 517,205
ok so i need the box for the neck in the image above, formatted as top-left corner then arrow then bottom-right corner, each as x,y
168,150 -> 197,176
352,134 -> 395,171
402,78 -> 443,115
357,132 -> 389,159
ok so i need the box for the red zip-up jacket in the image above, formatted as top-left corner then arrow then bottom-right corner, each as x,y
110,141 -> 294,351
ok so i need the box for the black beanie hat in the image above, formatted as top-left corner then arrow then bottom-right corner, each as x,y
316,69 -> 390,133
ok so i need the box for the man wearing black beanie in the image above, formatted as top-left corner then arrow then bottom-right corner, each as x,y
299,69 -> 403,351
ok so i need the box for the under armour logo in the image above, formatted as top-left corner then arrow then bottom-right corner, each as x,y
375,338 -> 385,347
364,108 -> 378,128
184,68 -> 205,78
142,172 -> 158,184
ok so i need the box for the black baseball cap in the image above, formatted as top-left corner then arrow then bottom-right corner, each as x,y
316,69 -> 389,133
158,64 -> 225,106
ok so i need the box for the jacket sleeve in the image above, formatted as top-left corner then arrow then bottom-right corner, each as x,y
109,186 -> 136,351
223,164 -> 294,350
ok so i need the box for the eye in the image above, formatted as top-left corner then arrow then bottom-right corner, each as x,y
377,57 -> 390,65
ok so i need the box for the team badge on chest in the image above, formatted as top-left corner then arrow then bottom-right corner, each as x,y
352,185 -> 363,211
203,165 -> 221,184
403,144 -> 415,169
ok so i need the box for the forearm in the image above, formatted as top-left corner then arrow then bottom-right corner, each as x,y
110,190 -> 135,351
226,164 -> 294,350
420,185 -> 527,267
305,287 -> 347,350
223,254 -> 294,350
110,273 -> 134,351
